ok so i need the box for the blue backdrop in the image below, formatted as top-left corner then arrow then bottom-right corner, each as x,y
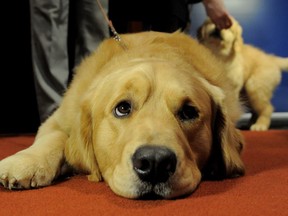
188,0 -> 288,112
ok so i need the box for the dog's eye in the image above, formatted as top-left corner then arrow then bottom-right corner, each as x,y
114,101 -> 132,118
178,104 -> 199,121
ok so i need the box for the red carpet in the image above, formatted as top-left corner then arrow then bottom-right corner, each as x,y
0,130 -> 287,216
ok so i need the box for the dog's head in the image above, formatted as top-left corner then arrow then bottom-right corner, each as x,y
197,17 -> 243,58
65,32 -> 244,199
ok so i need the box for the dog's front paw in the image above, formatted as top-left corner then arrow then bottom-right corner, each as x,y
0,152 -> 56,189
250,123 -> 268,131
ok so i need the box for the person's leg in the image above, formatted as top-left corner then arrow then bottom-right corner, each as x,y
74,0 -> 109,67
30,0 -> 70,122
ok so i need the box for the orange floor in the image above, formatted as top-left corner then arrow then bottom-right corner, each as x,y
0,130 -> 288,216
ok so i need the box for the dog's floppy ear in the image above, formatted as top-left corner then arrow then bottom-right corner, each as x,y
197,25 -> 204,42
63,37 -> 128,182
232,22 -> 244,53
202,102 -> 245,180
196,18 -> 210,42
199,79 -> 245,180
64,92 -> 102,182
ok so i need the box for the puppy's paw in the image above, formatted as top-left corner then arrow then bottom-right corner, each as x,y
0,152 -> 56,189
250,123 -> 268,131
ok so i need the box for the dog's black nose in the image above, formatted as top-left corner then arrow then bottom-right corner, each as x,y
132,146 -> 177,184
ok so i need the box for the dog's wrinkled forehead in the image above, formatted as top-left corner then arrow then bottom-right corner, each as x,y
120,60 -> 199,91
108,60 -> 213,113
93,59 -> 210,115
104,61 -> 155,103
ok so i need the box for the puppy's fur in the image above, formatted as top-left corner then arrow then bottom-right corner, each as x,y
197,17 -> 288,131
0,32 -> 244,199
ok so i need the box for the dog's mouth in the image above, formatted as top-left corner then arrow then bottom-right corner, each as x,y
138,191 -> 165,200
136,182 -> 172,199
209,28 -> 222,40
136,181 -> 194,200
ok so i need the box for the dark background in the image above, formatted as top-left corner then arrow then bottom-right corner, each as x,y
0,1 -> 39,134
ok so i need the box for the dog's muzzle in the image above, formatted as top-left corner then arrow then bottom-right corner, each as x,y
210,28 -> 222,39
132,145 -> 177,185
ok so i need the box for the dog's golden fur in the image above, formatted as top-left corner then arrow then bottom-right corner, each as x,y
198,17 -> 288,131
0,31 -> 244,199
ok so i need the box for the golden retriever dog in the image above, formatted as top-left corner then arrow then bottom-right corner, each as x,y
197,17 -> 288,131
0,31 -> 244,199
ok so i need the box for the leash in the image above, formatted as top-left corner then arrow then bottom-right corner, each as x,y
96,0 -> 128,50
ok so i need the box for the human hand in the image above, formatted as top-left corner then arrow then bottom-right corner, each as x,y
203,0 -> 232,29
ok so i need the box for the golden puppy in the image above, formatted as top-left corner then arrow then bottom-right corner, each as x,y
0,31 -> 244,199
197,17 -> 288,131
